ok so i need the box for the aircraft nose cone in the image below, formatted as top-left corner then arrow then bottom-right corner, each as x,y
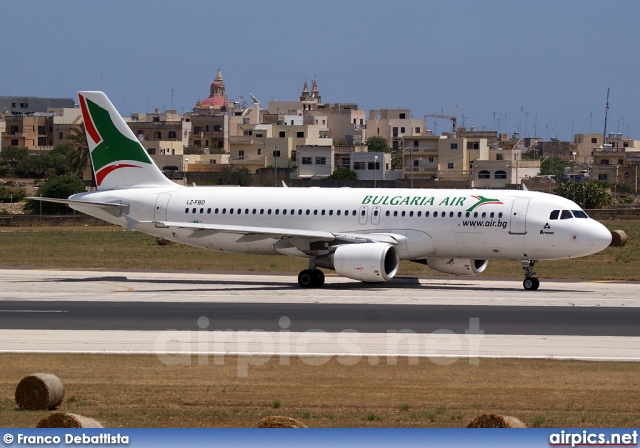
590,223 -> 612,253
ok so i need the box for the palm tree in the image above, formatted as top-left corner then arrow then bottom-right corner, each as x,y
65,124 -> 95,186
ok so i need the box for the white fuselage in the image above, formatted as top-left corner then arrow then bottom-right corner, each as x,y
68,186 -> 612,262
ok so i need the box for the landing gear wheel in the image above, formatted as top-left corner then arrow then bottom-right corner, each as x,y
298,269 -> 325,288
298,269 -> 315,288
523,277 -> 540,291
313,269 -> 325,288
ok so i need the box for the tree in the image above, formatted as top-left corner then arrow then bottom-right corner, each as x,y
365,136 -> 402,170
327,167 -> 357,180
65,124 -> 91,180
554,181 -> 613,209
0,146 -> 29,167
216,166 -> 252,186
365,136 -> 389,153
24,174 -> 87,215
539,156 -> 571,181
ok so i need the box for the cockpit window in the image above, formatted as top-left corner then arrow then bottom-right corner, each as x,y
560,210 -> 573,220
572,210 -> 588,218
549,210 -> 560,220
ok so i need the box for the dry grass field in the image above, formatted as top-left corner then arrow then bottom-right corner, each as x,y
0,220 -> 637,280
2,354 -> 640,428
0,221 -> 637,428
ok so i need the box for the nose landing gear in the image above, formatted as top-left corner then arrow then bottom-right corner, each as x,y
521,259 -> 540,290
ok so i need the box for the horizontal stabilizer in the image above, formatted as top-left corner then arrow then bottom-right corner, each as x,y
26,197 -> 129,209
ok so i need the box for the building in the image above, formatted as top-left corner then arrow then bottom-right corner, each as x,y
194,67 -> 228,114
0,96 -> 75,116
367,109 -> 425,150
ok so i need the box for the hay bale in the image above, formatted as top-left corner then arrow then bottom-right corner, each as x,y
610,230 -> 628,247
15,373 -> 64,410
466,413 -> 526,428
156,237 -> 173,246
253,416 -> 307,428
36,412 -> 103,428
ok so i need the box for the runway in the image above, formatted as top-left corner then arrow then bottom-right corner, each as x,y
1,268 -> 639,361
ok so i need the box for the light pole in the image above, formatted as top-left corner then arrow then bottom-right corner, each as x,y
409,147 -> 413,188
184,158 -> 189,185
571,152 -> 576,202
374,155 -> 378,188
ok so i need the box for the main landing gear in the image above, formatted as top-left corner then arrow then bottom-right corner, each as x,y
521,259 -> 540,291
298,269 -> 325,288
298,257 -> 325,288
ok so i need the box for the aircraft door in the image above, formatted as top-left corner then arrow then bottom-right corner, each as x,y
154,194 -> 171,221
371,206 -> 381,225
358,206 -> 368,225
509,198 -> 530,234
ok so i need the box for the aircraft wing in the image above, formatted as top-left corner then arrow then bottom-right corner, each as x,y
142,220 -> 399,245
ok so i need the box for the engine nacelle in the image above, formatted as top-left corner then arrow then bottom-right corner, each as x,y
316,243 -> 400,282
425,258 -> 488,276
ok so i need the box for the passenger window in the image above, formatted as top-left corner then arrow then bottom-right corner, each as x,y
573,210 -> 588,218
450,212 -> 454,218
361,210 -> 365,216
215,208 -> 219,214
473,212 -> 478,218
417,211 -> 422,217
409,211 -> 414,217
200,208 -> 204,214
268,209 -> 272,215
283,209 -> 287,215
221,208 -> 226,214
549,210 -> 560,220
314,210 -> 318,215
561,210 -> 573,220
373,210 -> 378,217
252,209 -> 256,214
306,210 -> 310,215
291,209 -> 294,215
425,211 -> 430,217
458,212 -> 462,218
299,210 -> 303,215
260,209 -> 264,215
207,208 -> 211,214
401,211 -> 406,217
386,211 -> 390,217
434,211 -> 438,217
481,212 -> 486,218
498,212 -> 503,218
321,210 -> 326,216
465,212 -> 470,218
352,210 -> 357,216
337,210 -> 341,216
229,209 -> 234,214
490,212 -> 494,218
329,210 -> 333,216
275,209 -> 279,215
184,208 -> 189,213
394,211 -> 398,217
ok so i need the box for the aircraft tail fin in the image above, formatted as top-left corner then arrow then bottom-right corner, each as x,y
78,91 -> 177,190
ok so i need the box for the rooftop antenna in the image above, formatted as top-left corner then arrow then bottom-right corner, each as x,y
170,88 -> 174,110
603,88 -> 610,146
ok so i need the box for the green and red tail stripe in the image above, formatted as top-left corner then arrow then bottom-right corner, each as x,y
78,92 -> 174,190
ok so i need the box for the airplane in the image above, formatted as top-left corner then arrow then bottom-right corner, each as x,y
29,91 -> 612,290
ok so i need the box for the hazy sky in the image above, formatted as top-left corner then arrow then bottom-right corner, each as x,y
4,1 -> 639,140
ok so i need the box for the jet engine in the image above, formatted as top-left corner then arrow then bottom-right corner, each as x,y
425,258 -> 488,276
316,243 -> 400,282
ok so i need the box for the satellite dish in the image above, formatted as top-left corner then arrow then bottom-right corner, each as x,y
249,93 -> 260,104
